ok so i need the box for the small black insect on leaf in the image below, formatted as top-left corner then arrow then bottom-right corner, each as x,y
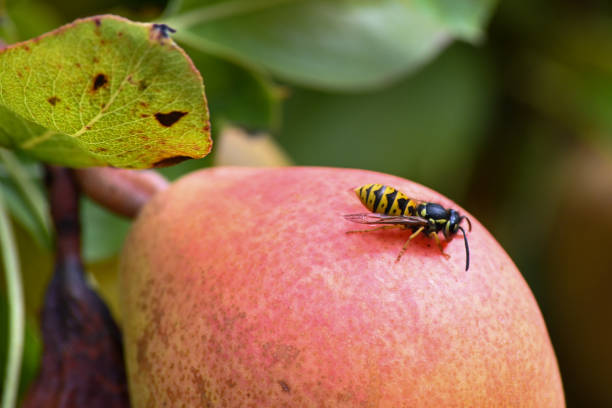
152,23 -> 176,39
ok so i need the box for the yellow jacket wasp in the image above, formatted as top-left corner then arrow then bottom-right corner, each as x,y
344,184 -> 472,270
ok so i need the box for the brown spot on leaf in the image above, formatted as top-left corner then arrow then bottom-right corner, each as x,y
47,96 -> 60,106
138,80 -> 148,91
140,114 -> 149,118
92,73 -> 108,91
94,18 -> 102,27
154,111 -> 187,127
278,380 -> 291,393
75,62 -> 81,68
153,156 -> 192,168
24,45 -> 30,52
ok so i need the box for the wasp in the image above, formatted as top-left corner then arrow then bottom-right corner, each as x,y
344,184 -> 472,270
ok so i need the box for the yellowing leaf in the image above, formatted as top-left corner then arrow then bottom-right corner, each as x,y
0,15 -> 211,168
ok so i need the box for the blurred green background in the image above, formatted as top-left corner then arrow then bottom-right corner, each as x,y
1,0 -> 611,406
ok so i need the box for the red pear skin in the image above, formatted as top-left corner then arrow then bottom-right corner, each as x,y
120,167 -> 565,407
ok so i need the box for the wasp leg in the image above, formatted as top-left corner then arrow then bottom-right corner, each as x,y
346,225 -> 398,234
430,232 -> 451,260
395,226 -> 425,262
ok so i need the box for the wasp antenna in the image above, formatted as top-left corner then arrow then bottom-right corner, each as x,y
458,226 -> 470,271
461,216 -> 472,232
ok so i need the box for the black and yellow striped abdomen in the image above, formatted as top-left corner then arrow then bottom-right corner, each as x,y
355,184 -> 417,216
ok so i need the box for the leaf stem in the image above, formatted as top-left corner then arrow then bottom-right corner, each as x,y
163,0 -> 297,29
0,186 -> 24,408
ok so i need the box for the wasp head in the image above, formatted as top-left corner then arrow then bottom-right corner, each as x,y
444,209 -> 460,238
444,209 -> 472,238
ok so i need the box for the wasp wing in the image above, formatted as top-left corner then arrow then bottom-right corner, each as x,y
343,213 -> 428,226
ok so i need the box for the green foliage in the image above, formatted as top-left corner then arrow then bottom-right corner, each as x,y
82,197 -> 130,263
184,46 -> 281,131
278,43 -> 496,199
0,150 -> 51,249
0,188 -> 24,407
0,15 -> 211,168
164,0 -> 497,91
0,297 -> 41,402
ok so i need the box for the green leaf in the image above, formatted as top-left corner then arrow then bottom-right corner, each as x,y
427,0 -> 497,41
164,0 -> 497,90
0,150 -> 51,248
0,298 -> 41,401
81,197 -> 130,263
0,15 -> 211,169
185,46 -> 281,131
0,180 -> 48,248
3,0 -> 64,41
277,43 -> 497,199
0,187 -> 24,408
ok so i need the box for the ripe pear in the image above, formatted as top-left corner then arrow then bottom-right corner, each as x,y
120,167 -> 564,407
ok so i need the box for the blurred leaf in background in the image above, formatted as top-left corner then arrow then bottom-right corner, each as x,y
184,46 -> 282,132
0,296 -> 41,400
163,0 -> 497,91
1,0 -> 64,41
0,151 -> 51,249
82,198 -> 130,263
277,42 -> 497,200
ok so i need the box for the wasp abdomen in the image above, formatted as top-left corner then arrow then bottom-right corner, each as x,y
355,184 -> 417,216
